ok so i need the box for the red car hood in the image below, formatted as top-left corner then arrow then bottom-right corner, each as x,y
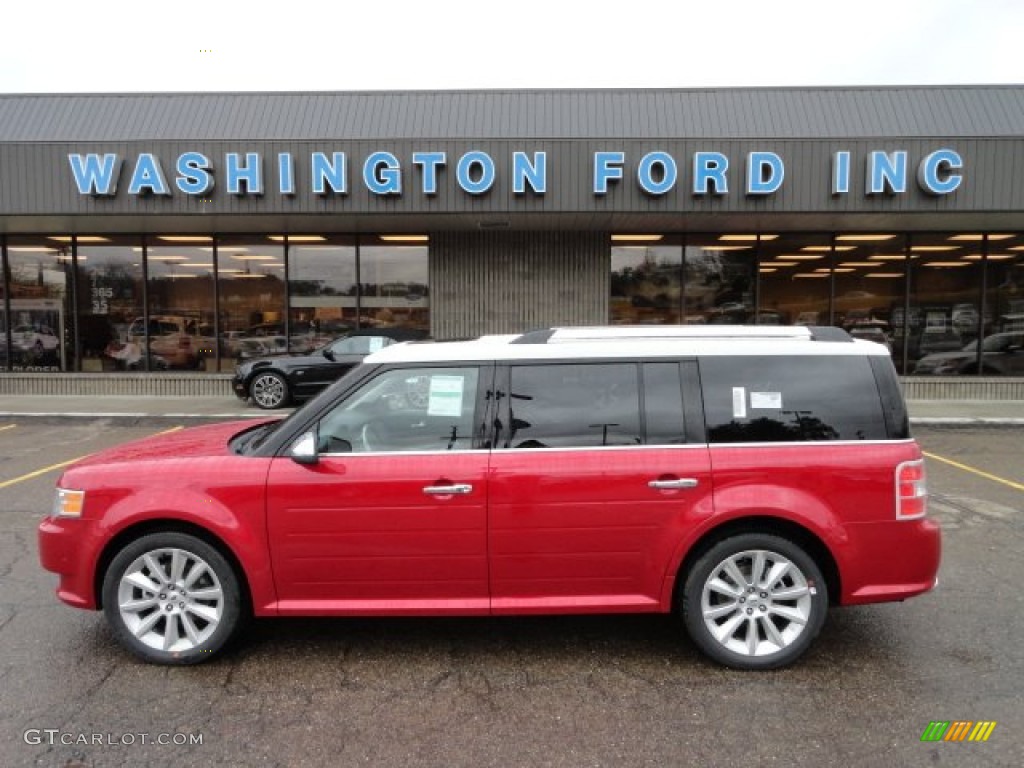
67,420 -> 273,468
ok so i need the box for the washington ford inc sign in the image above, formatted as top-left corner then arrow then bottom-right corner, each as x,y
67,148 -> 963,200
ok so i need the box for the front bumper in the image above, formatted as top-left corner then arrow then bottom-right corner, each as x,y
38,516 -> 98,610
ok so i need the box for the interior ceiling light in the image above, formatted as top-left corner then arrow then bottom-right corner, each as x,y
783,254 -> 826,260
179,262 -> 214,268
949,234 -> 1014,241
147,255 -> 190,262
719,234 -> 779,241
835,234 -> 898,242
793,273 -> 829,278
869,254 -> 906,260
801,246 -> 857,252
962,253 -> 1016,261
611,234 -> 664,242
230,254 -> 277,261
49,235 -> 110,243
201,246 -> 249,253
769,261 -> 798,267
700,245 -> 752,251
839,262 -> 882,268
156,235 -> 212,243
817,268 -> 855,273
759,268 -> 778,273
865,272 -> 904,278
379,235 -> 430,242
924,261 -> 972,267
267,235 -> 326,243
911,245 -> 959,252
7,246 -> 57,253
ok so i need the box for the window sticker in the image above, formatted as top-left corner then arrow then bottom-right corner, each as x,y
368,336 -> 386,352
732,387 -> 747,419
428,375 -> 465,417
751,391 -> 783,410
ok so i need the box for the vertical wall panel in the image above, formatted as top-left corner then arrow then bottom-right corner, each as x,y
431,231 -> 608,338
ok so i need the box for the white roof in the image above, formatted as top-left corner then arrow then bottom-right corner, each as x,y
365,326 -> 888,365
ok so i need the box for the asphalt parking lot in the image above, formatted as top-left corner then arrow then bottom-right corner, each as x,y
0,421 -> 1021,767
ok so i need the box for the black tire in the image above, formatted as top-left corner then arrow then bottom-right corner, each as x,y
681,533 -> 828,670
101,532 -> 244,665
249,371 -> 290,409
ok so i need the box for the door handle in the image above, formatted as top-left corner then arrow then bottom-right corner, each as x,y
647,478 -> 699,490
423,483 -> 474,495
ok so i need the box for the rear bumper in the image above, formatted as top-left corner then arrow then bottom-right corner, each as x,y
38,517 -> 98,610
841,517 -> 942,605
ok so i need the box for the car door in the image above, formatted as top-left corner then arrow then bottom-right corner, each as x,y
266,364 -> 494,615
487,360 -> 713,614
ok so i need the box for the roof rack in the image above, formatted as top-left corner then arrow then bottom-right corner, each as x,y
510,326 -> 852,344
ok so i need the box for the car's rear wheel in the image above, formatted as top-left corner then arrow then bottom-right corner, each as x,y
250,371 -> 289,409
101,532 -> 244,665
681,533 -> 827,670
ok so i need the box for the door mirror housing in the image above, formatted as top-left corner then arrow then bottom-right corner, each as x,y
289,431 -> 319,465
322,346 -> 336,361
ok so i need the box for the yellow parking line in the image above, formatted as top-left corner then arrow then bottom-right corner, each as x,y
924,451 -> 1024,492
0,425 -> 185,489
0,456 -> 89,490
0,424 -> 16,433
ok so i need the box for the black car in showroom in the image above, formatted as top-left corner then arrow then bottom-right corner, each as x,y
232,327 -> 429,409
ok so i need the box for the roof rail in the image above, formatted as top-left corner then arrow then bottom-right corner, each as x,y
512,325 -> 856,346
510,325 -> 852,344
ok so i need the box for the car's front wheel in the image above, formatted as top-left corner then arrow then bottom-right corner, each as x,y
250,371 -> 290,409
101,532 -> 244,665
681,533 -> 828,670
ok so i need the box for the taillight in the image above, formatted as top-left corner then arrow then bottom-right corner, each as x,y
896,459 -> 927,520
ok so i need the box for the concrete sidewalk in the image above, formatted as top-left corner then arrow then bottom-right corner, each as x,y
0,393 -> 1020,426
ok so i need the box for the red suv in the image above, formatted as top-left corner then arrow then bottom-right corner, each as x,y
38,326 -> 940,669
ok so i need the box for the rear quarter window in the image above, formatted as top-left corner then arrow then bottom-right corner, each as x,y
700,355 -> 888,442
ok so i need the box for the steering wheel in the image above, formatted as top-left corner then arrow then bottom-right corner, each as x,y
359,422 -> 387,452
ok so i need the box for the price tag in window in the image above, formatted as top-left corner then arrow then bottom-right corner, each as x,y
428,376 -> 465,417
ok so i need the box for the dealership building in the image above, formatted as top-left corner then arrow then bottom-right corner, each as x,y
0,86 -> 1022,388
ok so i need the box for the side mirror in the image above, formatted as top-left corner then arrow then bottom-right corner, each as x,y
322,347 -> 335,361
289,431 -> 319,465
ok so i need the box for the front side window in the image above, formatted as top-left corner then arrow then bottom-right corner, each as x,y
317,366 -> 481,454
501,363 -> 641,448
328,335 -> 394,356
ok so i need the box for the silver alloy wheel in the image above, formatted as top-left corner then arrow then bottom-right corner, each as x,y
116,547 -> 224,653
700,548 -> 813,658
251,373 -> 286,408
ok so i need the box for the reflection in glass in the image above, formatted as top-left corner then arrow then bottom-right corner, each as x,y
6,236 -> 72,372
217,236 -> 286,368
287,236 -> 358,351
503,363 -> 641,448
610,238 -> 682,324
76,237 -> 144,371
145,241 -> 216,370
684,235 -> 756,324
359,236 -> 429,330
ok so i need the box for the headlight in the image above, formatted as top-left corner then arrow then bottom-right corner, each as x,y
52,488 -> 85,518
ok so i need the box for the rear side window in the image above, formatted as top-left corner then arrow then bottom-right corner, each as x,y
502,363 -> 641,448
700,355 -> 888,442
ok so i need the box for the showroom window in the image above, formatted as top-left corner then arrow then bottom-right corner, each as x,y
359,235 -> 430,331
217,235 -> 286,370
76,236 -> 144,372
610,235 -> 682,324
5,235 -> 73,372
145,236 -> 216,371
287,235 -> 358,352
